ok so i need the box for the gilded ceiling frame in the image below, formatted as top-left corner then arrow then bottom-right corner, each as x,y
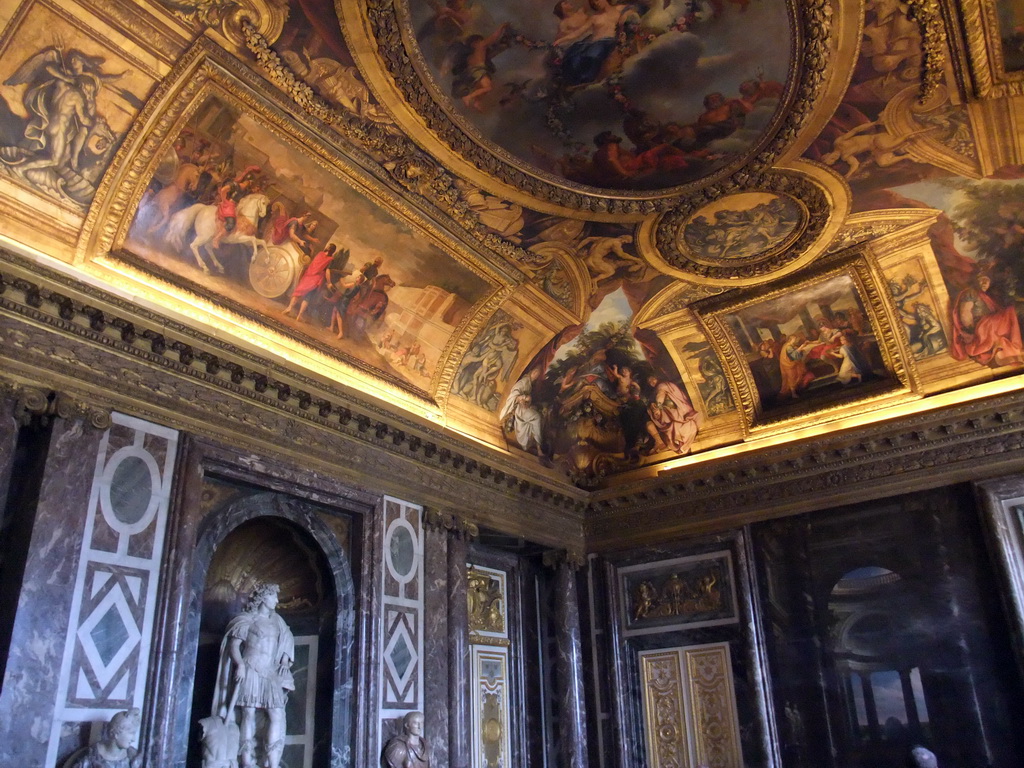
343,0 -> 836,218
694,250 -> 919,438
946,0 -> 1024,99
78,39 -> 514,411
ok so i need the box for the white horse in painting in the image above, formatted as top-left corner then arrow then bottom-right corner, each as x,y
166,192 -> 269,274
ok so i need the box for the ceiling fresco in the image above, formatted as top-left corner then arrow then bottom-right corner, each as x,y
405,0 -> 793,192
2,0 -> 1024,488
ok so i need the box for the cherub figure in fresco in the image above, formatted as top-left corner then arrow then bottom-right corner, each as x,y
450,22 -> 511,111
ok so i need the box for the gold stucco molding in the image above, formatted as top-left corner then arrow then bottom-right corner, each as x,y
345,0 -> 835,218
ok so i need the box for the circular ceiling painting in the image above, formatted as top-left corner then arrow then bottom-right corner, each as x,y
404,0 -> 795,194
681,192 -> 805,264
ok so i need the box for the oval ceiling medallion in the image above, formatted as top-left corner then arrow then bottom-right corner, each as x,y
647,166 -> 843,283
679,191 -> 807,266
358,0 -> 831,213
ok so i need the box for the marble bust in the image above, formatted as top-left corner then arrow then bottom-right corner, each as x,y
67,708 -> 142,768
382,711 -> 429,768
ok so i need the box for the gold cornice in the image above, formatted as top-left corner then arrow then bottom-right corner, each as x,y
0,248 -> 589,513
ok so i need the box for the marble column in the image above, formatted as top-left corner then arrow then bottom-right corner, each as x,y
448,518 -> 476,768
422,510 -> 451,768
546,549 -> 589,768
0,399 -> 110,767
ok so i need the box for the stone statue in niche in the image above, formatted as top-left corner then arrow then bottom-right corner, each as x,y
209,581 -> 295,768
382,711 -> 429,768
66,708 -> 142,768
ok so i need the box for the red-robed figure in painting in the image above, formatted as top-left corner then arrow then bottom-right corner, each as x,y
951,274 -> 1024,367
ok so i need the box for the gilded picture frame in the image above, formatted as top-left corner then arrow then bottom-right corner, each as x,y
695,251 -> 917,436
947,0 -> 1024,99
79,41 -> 510,407
619,550 -> 739,637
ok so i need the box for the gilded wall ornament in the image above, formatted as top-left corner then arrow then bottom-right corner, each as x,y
647,166 -> 842,284
467,567 -> 506,638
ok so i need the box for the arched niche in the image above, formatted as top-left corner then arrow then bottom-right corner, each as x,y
178,492 -> 356,767
826,566 -> 930,766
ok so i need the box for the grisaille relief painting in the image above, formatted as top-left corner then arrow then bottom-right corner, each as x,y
408,0 -> 790,190
125,94 -> 490,391
620,550 -> 737,635
0,1 -> 154,210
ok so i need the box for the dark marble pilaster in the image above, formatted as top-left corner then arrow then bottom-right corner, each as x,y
448,519 -> 476,768
422,510 -> 450,768
0,385 -> 24,506
545,549 -> 588,768
0,410 -> 107,767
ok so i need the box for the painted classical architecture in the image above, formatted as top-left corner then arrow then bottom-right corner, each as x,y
1,0 -> 1024,766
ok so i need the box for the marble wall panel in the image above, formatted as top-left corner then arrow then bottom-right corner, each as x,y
423,523 -> 450,768
46,413 -> 178,767
379,497 -> 424,756
0,415 -> 110,766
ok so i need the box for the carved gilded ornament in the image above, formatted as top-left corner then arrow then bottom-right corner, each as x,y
640,652 -> 689,768
78,41 -> 517,411
636,160 -> 850,287
640,643 -> 743,768
467,566 -> 507,643
695,250 -> 919,437
155,0 -> 287,47
945,0 -> 1024,99
343,0 -> 834,217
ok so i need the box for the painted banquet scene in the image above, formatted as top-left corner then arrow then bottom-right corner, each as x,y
7,0 -> 1024,767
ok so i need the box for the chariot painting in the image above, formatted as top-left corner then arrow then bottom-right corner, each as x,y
124,93 -> 491,392
408,0 -> 791,191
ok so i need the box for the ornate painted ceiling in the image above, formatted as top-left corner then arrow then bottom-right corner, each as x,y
1,0 -> 1024,488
